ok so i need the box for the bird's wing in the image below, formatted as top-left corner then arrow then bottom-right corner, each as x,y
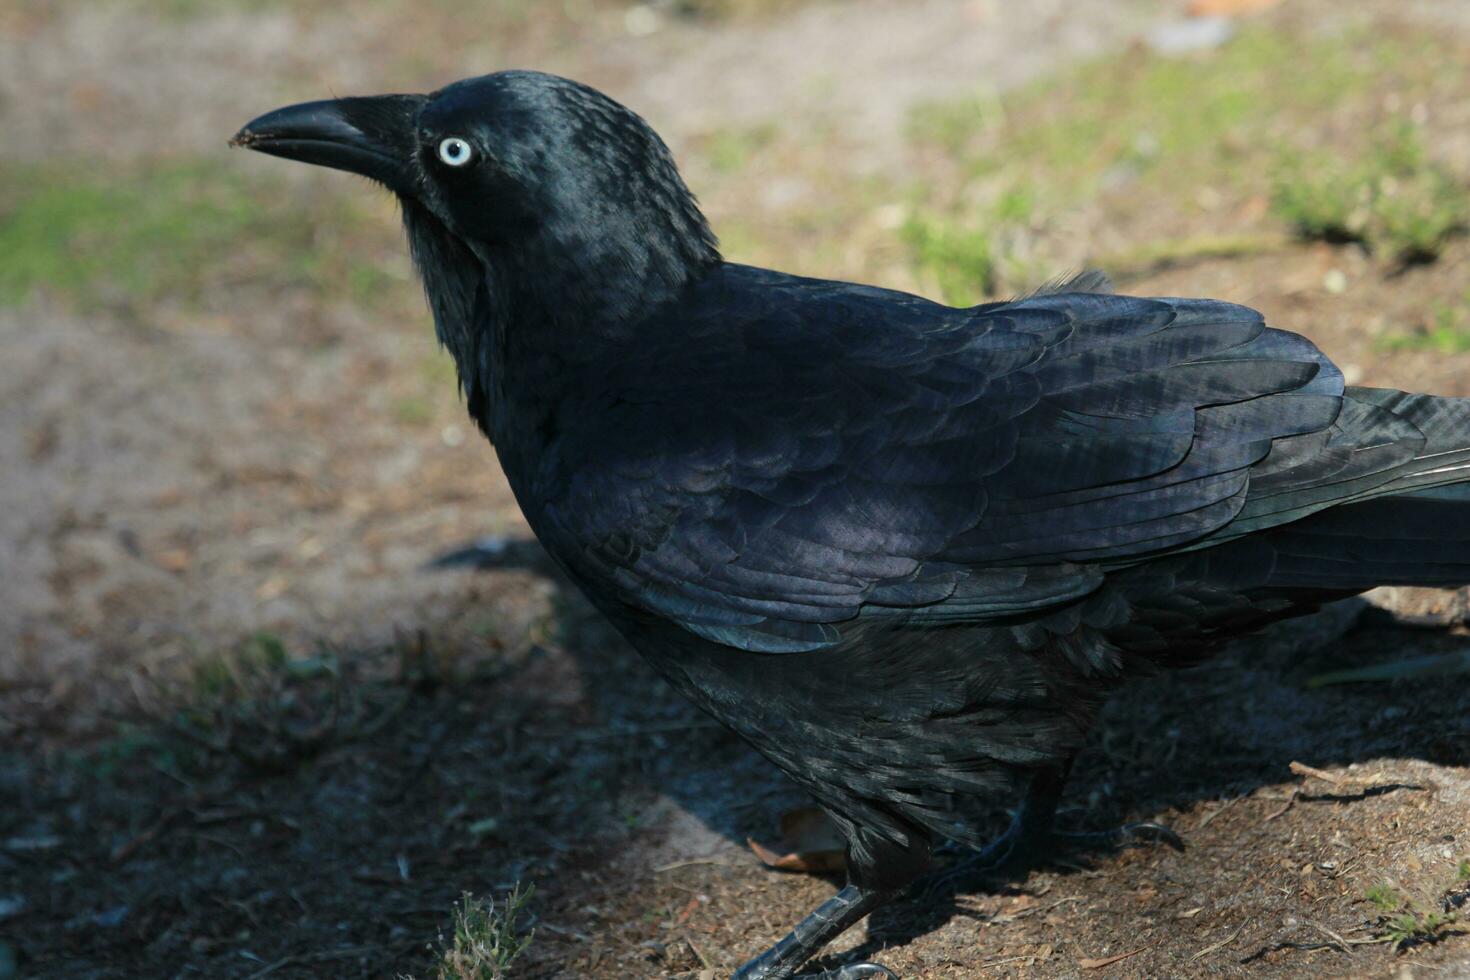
540,279 -> 1445,653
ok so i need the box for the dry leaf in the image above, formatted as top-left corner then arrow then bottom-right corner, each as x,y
747,805 -> 846,873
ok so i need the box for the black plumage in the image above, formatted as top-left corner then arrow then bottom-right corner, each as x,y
234,71 -> 1470,980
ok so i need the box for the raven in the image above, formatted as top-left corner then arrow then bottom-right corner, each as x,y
234,72 -> 1470,979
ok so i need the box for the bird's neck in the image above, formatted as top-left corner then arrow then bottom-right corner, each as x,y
491,219 -> 717,342
402,196 -> 718,452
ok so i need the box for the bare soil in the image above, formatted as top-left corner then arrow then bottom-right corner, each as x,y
4,1 -> 1470,978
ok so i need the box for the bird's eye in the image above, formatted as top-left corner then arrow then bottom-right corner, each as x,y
437,137 -> 474,167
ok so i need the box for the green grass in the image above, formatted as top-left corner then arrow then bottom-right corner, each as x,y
1383,909 -> 1454,950
909,26 -> 1375,193
1273,123 -> 1468,261
1366,883 -> 1403,912
900,213 -> 998,306
1363,878 -> 1466,951
0,162 -> 247,308
0,159 -> 403,313
901,24 -> 1465,297
1377,288 -> 1470,353
699,123 -> 778,175
436,886 -> 535,980
908,87 -> 1003,154
157,632 -> 408,775
901,183 -> 1039,303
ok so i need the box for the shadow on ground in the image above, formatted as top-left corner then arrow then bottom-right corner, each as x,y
426,537 -> 1470,978
5,530 -> 1470,978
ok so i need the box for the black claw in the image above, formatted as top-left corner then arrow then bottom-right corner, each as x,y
1053,819 -> 1188,855
795,964 -> 898,979
1120,820 -> 1187,852
731,884 -> 895,980
921,818 -> 1187,899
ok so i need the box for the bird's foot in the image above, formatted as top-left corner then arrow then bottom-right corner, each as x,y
788,963 -> 898,979
735,959 -> 897,980
731,884 -> 898,980
1049,820 -> 1185,856
923,818 -> 1184,898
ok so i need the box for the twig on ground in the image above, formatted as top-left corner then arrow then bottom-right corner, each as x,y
1309,921 -> 1354,954
1194,794 -> 1242,830
1289,761 -> 1377,786
1262,795 -> 1297,823
1078,939 -> 1158,969
1190,919 -> 1250,962
995,896 -> 1082,924
654,856 -> 738,873
684,934 -> 715,971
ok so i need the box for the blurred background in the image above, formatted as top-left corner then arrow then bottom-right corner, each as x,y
4,0 -> 1470,977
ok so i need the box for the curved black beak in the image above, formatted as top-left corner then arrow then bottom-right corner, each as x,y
231,94 -> 427,195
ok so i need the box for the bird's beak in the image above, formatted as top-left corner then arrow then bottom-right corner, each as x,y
231,94 -> 427,195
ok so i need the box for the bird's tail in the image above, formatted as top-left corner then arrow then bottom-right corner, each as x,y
1233,385 -> 1470,591
1258,482 -> 1470,590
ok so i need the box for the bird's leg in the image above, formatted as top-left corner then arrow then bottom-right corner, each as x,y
1029,763 -> 1184,859
731,883 -> 901,980
924,765 -> 1183,898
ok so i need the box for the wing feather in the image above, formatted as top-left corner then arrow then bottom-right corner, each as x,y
541,268 -> 1468,652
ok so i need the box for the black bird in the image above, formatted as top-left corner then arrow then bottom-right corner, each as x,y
233,72 -> 1470,978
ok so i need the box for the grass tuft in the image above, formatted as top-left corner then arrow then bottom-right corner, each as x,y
1377,288 -> 1470,353
1272,123 -> 1468,262
901,214 -> 997,306
1363,877 -> 1467,952
436,886 -> 535,980
1383,908 -> 1455,951
1365,882 -> 1402,912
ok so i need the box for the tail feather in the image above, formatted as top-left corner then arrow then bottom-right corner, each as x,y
1217,388 -> 1470,546
1347,388 -> 1470,493
1261,484 -> 1470,589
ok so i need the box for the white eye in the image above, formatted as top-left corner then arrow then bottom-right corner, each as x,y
437,136 -> 473,167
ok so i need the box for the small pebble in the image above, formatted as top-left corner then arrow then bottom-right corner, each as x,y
624,5 -> 660,36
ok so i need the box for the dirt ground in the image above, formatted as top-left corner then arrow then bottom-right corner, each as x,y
4,0 -> 1470,977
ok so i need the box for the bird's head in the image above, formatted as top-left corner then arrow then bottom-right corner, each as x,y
233,72 -> 719,387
